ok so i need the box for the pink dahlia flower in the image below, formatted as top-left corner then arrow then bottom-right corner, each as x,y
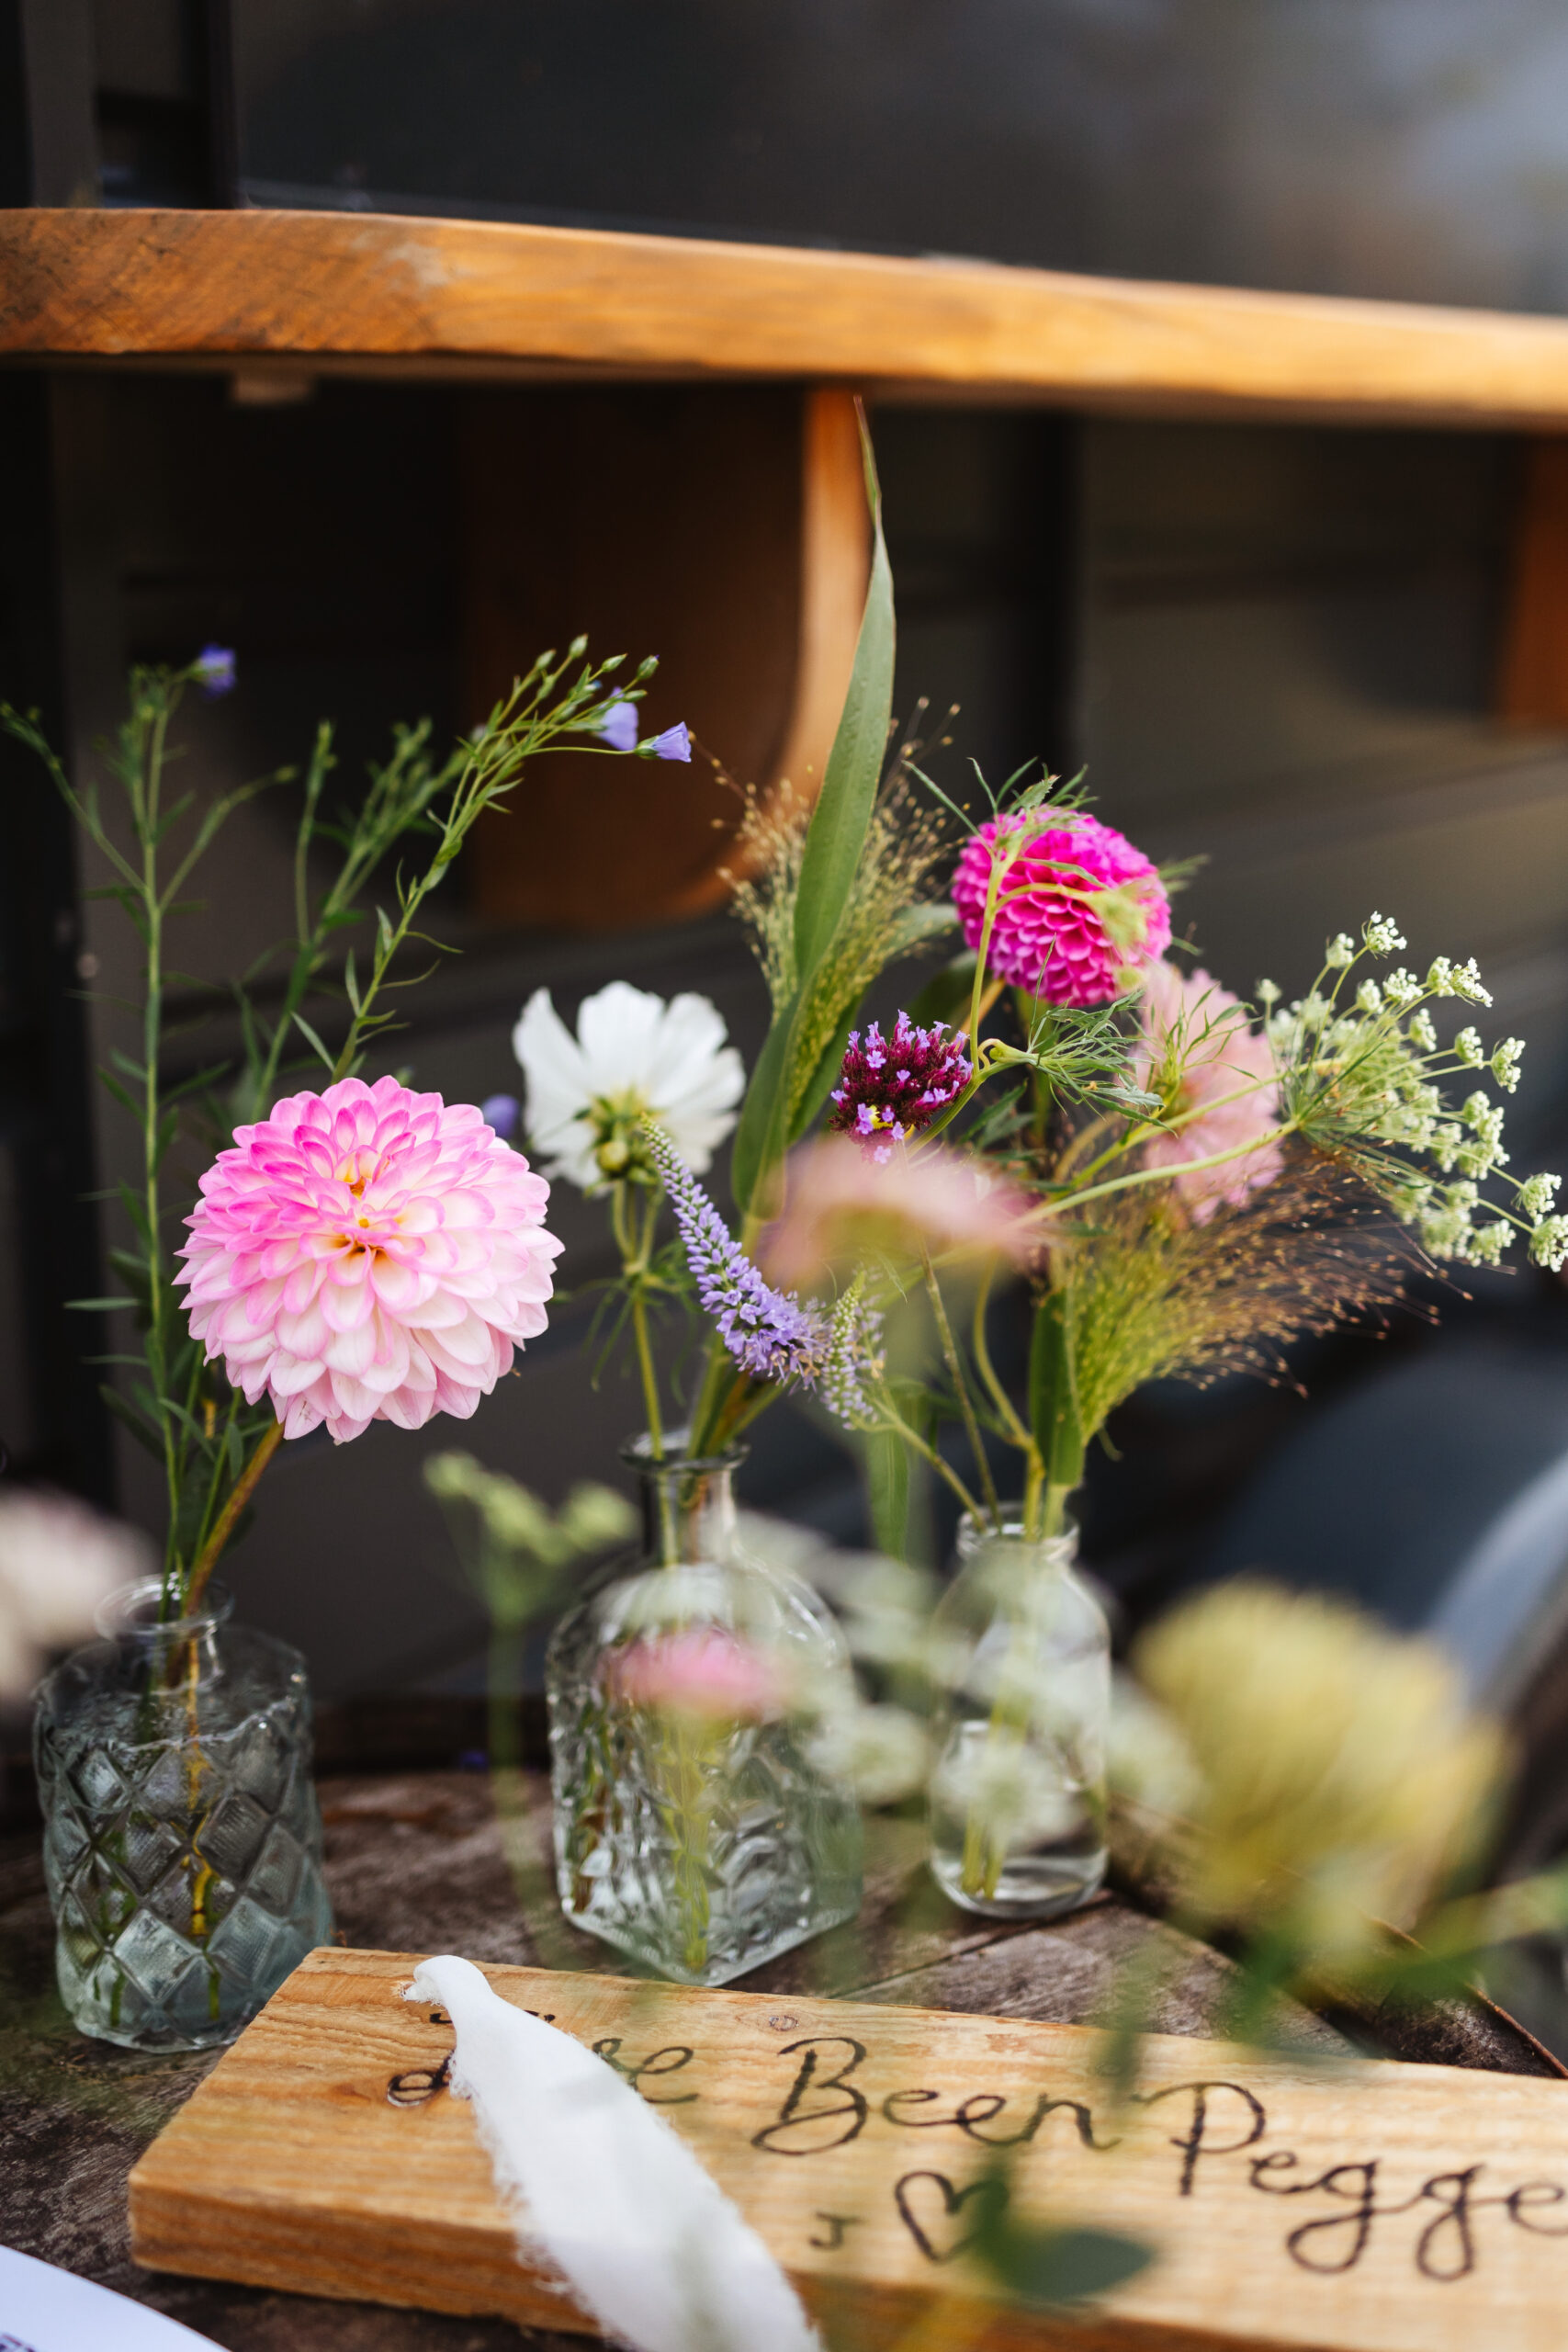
609,1628 -> 784,1723
1134,962 -> 1284,1223
952,811 -> 1171,1005
176,1075 -> 562,1444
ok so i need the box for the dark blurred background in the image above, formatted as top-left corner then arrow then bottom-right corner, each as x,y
235,2 -> 1568,316
7,4 -> 1568,1851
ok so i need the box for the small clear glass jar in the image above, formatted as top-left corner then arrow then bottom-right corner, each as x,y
33,1578 -> 333,2050
546,1441 -> 863,1984
928,1515 -> 1109,1919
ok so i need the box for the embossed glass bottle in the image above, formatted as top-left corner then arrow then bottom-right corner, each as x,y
546,1440 -> 863,1984
928,1516 -> 1109,1918
33,1578 -> 333,2049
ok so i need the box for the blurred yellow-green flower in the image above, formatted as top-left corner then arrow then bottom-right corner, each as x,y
1133,1578 -> 1507,1959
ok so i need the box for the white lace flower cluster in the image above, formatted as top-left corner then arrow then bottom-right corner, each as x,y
1260,915 -> 1562,1271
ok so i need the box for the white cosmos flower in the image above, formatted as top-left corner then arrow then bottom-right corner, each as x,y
513,980 -> 745,1191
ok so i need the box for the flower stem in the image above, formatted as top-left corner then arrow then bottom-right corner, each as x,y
877,1395 -> 986,1525
1023,1453 -> 1045,1541
924,1250 -> 999,1525
133,697 -> 180,1603
613,1182 -> 666,1459
185,1419 -> 284,1614
1037,1118 -> 1299,1219
630,1294 -> 664,1460
971,1262 -> 1034,1454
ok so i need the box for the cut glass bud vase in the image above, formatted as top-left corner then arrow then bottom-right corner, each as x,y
34,1578 -> 333,2050
546,1441 -> 863,1985
928,1516 -> 1110,1919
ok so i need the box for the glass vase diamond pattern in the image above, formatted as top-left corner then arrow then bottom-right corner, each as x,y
34,1579 -> 333,2050
547,1444 -> 863,1985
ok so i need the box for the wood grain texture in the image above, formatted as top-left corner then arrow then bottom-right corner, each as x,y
129,1946 -> 1568,2352
4,1764 -> 1550,2350
761,388 -> 873,809
15,208 -> 1568,424
1499,439 -> 1568,723
459,384 -> 866,928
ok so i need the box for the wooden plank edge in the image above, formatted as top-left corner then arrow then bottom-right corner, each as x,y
127,2170 -> 1267,2352
8,209 -> 1568,427
119,1953 -> 1247,2348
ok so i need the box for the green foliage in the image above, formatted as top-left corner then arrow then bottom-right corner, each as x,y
1028,1289 -> 1085,1495
2,640 -> 649,1611
790,436 -> 897,980
906,947 -> 976,1032
424,1453 -> 635,1629
861,1378 -> 937,1566
728,414 -> 897,1217
969,2184 -> 1152,2310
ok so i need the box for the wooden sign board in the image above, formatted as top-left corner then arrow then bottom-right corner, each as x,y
130,1948 -> 1568,2351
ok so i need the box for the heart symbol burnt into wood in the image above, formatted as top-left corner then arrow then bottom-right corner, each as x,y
894,2170 -> 1008,2265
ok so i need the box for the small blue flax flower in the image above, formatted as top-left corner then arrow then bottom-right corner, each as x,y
193,645 -> 236,697
481,1092 -> 522,1142
642,721 -> 693,764
596,699 -> 640,753
645,1123 -> 881,1417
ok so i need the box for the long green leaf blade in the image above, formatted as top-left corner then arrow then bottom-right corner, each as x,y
789,416 -> 894,979
729,410 -> 894,1214
728,998 -> 802,1217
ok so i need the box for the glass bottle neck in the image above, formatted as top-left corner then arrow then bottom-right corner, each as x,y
955,1511 -> 1077,1570
632,1452 -> 740,1567
95,1576 -> 233,1688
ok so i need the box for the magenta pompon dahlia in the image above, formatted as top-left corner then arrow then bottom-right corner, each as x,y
828,1012 -> 972,1162
951,811 -> 1171,1006
176,1075 -> 562,1445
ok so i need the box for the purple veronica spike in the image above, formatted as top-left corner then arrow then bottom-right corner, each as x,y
646,1124 -> 827,1385
480,1091 -> 522,1140
646,1125 -> 883,1419
644,721 -> 692,763
828,1012 -> 972,1163
596,698 -> 639,753
194,644 -> 236,698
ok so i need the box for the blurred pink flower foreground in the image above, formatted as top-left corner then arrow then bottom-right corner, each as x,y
762,1134 -> 1036,1286
177,1074 -> 562,1444
1134,963 -> 1283,1222
610,1627 -> 784,1723
952,810 -> 1170,1005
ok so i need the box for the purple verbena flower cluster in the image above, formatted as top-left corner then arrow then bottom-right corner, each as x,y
645,1125 -> 879,1419
828,1012 -> 972,1163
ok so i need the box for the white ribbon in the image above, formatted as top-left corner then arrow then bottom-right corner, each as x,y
407,1955 -> 822,2352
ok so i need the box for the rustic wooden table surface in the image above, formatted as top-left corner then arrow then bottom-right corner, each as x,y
1,1763 -> 1557,2350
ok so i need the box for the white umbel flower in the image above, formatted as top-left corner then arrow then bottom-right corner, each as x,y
513,980 -> 745,1191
